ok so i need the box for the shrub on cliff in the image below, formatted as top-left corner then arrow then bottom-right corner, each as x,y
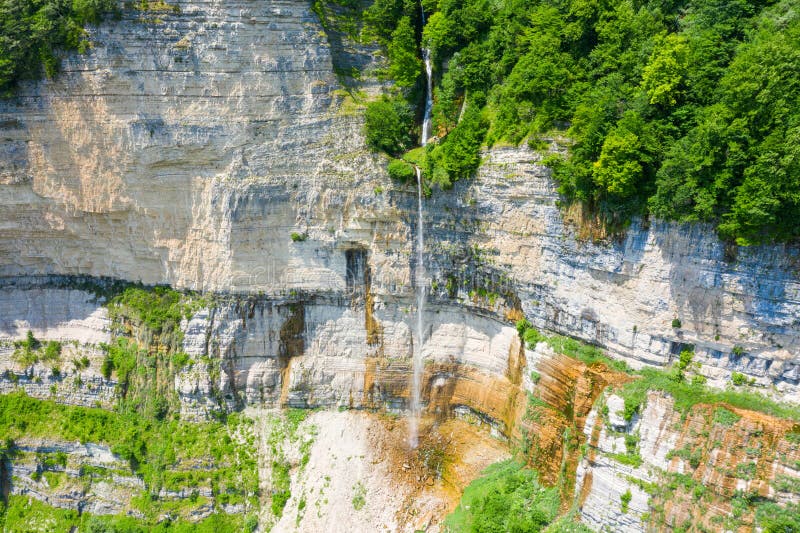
426,100 -> 489,188
364,95 -> 415,156
387,158 -> 416,181
444,460 -> 560,532
0,0 -> 118,93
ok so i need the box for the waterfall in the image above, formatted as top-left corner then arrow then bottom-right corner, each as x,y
420,46 -> 433,146
409,165 -> 426,449
409,5 -> 433,450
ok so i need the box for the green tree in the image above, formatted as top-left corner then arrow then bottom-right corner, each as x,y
641,33 -> 689,107
364,0 -> 405,42
428,100 -> 488,187
0,0 -> 117,93
387,16 -> 422,87
364,95 -> 415,155
593,128 -> 644,199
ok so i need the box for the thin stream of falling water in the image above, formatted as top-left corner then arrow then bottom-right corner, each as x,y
409,165 -> 425,449
410,5 -> 434,450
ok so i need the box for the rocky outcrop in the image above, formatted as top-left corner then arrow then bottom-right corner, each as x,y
0,284 -> 115,407
425,147 -> 800,402
574,390 -> 800,531
177,295 -> 523,424
8,440 -> 144,516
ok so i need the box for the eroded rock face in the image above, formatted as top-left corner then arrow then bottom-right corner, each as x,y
0,0 -> 799,528
0,1 -> 798,401
177,296 -> 523,423
426,147 -> 800,401
0,284 -> 115,407
0,0 -> 395,294
8,440 -> 145,516
574,390 -> 800,531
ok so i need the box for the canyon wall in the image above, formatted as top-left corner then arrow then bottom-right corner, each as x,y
0,0 -> 799,529
1,0 -> 797,403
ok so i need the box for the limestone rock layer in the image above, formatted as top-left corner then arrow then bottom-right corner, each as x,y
0,1 -> 799,529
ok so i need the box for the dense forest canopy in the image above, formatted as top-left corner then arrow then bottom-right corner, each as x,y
362,0 -> 800,245
0,0 -> 118,93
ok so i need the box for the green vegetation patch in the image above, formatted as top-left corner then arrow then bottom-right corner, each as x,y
11,331 -> 63,367
516,319 -> 799,424
0,0 -> 119,94
755,502 -> 800,532
261,409 -> 317,520
103,286 -> 208,419
0,392 -> 259,523
387,158 -> 416,181
1,495 -> 257,533
108,286 -> 204,337
351,481 -> 366,511
363,0 -> 800,242
616,368 -> 798,423
443,460 -> 560,533
666,444 -> 702,469
364,94 -> 416,156
516,320 -> 630,374
713,407 -> 742,427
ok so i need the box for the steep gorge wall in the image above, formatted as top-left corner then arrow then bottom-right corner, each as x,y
424,147 -> 800,402
1,1 -> 800,529
573,390 -> 800,531
0,0 -> 798,403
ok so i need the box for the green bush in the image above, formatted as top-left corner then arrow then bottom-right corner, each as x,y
678,349 -> 693,370
24,330 -> 40,350
270,460 -> 291,517
755,502 -> 800,533
101,338 -> 140,387
109,286 -> 186,335
427,102 -> 488,188
712,407 -> 741,427
0,0 -> 118,93
364,95 -> 415,156
735,462 -> 757,480
351,481 -> 366,510
443,460 -> 560,533
515,319 -> 531,337
620,489 -> 632,513
387,158 -> 416,181
523,327 -> 544,349
43,341 -> 62,361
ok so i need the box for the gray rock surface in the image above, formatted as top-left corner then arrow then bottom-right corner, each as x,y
0,1 -> 797,400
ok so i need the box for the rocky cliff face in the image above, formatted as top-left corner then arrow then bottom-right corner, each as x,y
1,0 -> 797,400
574,390 -> 800,531
1,0 -> 799,530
